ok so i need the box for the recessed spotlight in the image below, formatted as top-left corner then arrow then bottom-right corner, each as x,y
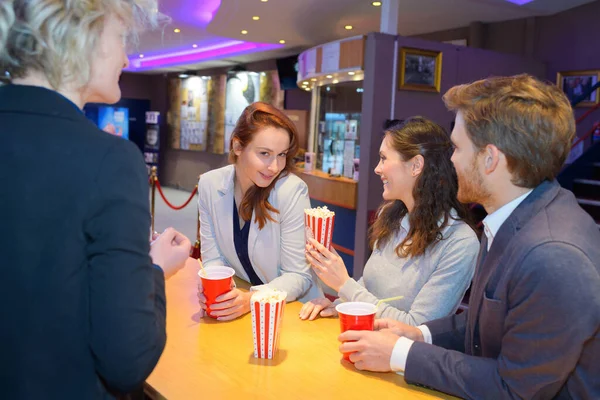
192,44 -> 198,48
344,25 -> 353,30
333,79 -> 339,84
302,81 -> 308,85
372,1 -> 382,6
326,75 -> 333,78
261,0 -> 268,2
174,28 -> 181,33
304,87 -> 311,91
252,16 -> 260,20
348,71 -> 355,76
179,74 -> 189,78
139,54 -> 144,58
279,39 -> 286,44
241,30 -> 248,34
310,78 -> 317,82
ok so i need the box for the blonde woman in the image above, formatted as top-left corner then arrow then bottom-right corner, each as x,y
0,1 -> 190,398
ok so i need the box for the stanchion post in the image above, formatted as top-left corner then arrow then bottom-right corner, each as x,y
192,174 -> 202,260
150,166 -> 157,234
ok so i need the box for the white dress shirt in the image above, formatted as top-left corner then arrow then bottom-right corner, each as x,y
389,190 -> 533,373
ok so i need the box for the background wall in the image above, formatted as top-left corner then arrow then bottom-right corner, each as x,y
413,1 -> 600,139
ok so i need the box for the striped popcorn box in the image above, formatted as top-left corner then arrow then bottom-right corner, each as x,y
304,206 -> 335,249
251,289 -> 287,359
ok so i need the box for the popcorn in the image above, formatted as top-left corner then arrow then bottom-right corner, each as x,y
251,289 -> 287,303
251,289 -> 287,359
304,206 -> 335,219
304,206 -> 336,249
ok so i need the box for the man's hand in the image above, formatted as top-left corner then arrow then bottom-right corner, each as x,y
338,330 -> 401,372
375,319 -> 424,342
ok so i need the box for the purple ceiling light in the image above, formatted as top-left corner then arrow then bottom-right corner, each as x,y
504,0 -> 534,5
125,0 -> 284,71
126,41 -> 284,71
179,0 -> 222,25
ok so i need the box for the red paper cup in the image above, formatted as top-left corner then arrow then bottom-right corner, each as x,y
304,209 -> 335,249
251,290 -> 287,359
336,302 -> 377,362
198,266 -> 235,318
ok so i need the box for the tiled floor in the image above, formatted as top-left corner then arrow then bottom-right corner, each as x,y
152,186 -> 199,244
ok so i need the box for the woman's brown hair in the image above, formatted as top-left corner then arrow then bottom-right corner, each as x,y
229,101 -> 299,229
368,117 -> 473,258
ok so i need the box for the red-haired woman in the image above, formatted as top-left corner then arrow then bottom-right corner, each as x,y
197,102 -> 321,321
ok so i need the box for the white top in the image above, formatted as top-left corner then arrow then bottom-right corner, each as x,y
481,190 -> 533,250
337,210 -> 478,325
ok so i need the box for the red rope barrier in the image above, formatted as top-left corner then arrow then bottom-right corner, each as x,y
155,179 -> 198,210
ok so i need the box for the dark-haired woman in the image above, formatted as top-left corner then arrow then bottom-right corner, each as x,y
300,117 -> 478,325
197,102 -> 321,321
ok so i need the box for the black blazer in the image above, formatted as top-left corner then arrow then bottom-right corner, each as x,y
404,180 -> 600,399
0,85 -> 166,399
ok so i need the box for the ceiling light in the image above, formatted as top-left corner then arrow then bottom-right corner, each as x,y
252,16 -> 260,20
179,74 -> 189,78
127,40 -> 282,71
174,28 -> 181,33
261,0 -> 268,2
326,75 -> 333,78
279,39 -> 286,44
345,25 -> 353,30
348,71 -> 356,76
192,44 -> 198,48
139,54 -> 144,58
304,87 -> 311,91
310,78 -> 317,82
302,81 -> 308,85
241,30 -> 248,34
333,79 -> 339,84
372,1 -> 382,6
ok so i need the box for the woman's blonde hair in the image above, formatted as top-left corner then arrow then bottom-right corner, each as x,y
0,0 -> 161,90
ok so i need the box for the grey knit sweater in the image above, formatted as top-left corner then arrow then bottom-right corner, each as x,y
338,211 -> 479,326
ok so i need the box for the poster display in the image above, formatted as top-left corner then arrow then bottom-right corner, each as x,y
144,111 -> 160,174
167,70 -> 283,154
98,107 -> 129,139
180,76 -> 210,150
224,72 -> 261,153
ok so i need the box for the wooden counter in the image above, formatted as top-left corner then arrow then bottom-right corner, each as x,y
145,259 -> 455,400
298,169 -> 358,210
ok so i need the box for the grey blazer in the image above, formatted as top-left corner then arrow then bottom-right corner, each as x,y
198,165 -> 322,302
405,180 -> 600,400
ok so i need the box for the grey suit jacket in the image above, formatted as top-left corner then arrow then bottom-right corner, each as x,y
405,180 -> 600,400
198,165 -> 323,302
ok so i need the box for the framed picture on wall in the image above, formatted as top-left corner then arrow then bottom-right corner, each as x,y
557,70 -> 600,107
398,47 -> 442,93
